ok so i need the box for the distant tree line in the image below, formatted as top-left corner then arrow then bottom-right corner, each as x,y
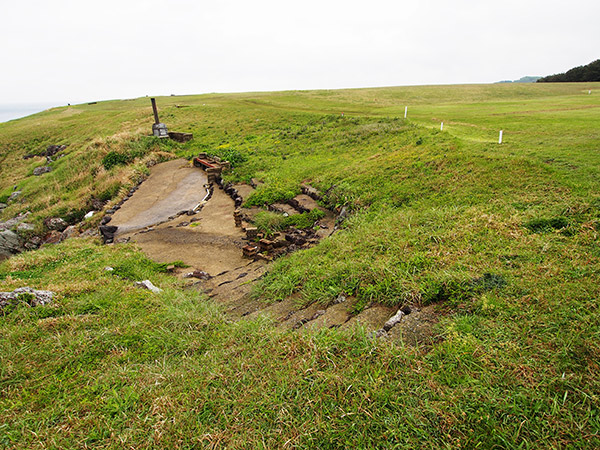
537,59 -> 600,82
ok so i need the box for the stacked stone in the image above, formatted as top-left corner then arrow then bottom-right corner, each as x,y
258,239 -> 274,252
206,167 -> 220,183
242,244 -> 258,258
234,209 -> 243,227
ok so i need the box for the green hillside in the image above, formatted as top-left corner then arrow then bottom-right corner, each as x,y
1,82 -> 600,448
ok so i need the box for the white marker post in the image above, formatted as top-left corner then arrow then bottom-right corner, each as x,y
440,122 -> 444,131
404,106 -> 408,119
499,130 -> 503,144
589,90 -> 592,95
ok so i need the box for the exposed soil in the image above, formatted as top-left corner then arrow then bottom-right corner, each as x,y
109,158 -> 439,344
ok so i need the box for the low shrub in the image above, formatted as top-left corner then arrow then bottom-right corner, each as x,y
102,151 -> 131,170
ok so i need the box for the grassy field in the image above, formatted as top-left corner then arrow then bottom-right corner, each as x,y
1,83 -> 600,448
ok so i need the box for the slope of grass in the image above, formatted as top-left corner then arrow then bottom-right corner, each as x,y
1,82 -> 600,448
1,239 -> 598,449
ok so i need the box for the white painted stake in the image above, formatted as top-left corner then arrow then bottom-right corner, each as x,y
440,122 -> 444,131
499,130 -> 503,144
589,90 -> 592,95
404,106 -> 408,118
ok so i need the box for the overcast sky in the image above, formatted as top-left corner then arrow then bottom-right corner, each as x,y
2,0 -> 599,106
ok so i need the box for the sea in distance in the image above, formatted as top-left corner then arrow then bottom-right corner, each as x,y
0,103 -> 61,123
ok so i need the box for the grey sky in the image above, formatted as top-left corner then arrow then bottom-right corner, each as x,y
2,0 -> 599,105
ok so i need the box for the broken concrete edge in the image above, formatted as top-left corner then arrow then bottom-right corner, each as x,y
371,305 -> 413,338
183,270 -> 212,280
97,177 -> 153,243
168,131 -> 193,143
134,280 -> 162,294
301,183 -> 323,201
0,287 -> 55,310
99,225 -> 118,244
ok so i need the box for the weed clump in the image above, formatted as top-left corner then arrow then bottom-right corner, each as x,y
55,206 -> 88,225
524,216 -> 572,234
209,148 -> 247,167
421,273 -> 507,306
254,209 -> 325,235
111,259 -> 186,280
102,151 -> 131,170
245,182 -> 299,207
97,182 -> 122,202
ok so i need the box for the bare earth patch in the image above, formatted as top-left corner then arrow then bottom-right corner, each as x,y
109,159 -> 438,342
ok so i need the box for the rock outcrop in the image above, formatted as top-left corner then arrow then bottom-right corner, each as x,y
0,230 -> 23,260
33,166 -> 52,176
0,287 -> 54,310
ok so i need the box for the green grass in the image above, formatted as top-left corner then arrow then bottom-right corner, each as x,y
1,239 -> 598,449
1,82 -> 600,448
253,209 -> 326,236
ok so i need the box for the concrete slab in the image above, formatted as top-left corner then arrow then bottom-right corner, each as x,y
111,159 -> 207,235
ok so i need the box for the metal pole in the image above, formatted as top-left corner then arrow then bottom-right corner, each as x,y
150,98 -> 160,124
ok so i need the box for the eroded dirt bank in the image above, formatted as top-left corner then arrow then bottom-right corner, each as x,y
108,158 -> 438,343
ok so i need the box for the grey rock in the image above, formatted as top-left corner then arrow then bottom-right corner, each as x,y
16,223 -> 35,232
0,287 -> 54,309
24,236 -> 42,249
44,217 -> 68,231
0,212 -> 30,231
23,144 -> 67,160
183,270 -> 211,280
99,225 -> 118,243
134,280 -> 162,294
370,329 -> 389,339
104,266 -> 114,271
42,230 -> 62,245
301,184 -> 322,201
8,191 -> 21,202
0,203 -> 7,209
79,229 -> 98,238
33,166 -> 52,176
59,225 -> 77,242
333,294 -> 347,304
0,230 -> 23,259
336,206 -> 348,225
310,309 -> 326,321
382,309 -> 405,331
